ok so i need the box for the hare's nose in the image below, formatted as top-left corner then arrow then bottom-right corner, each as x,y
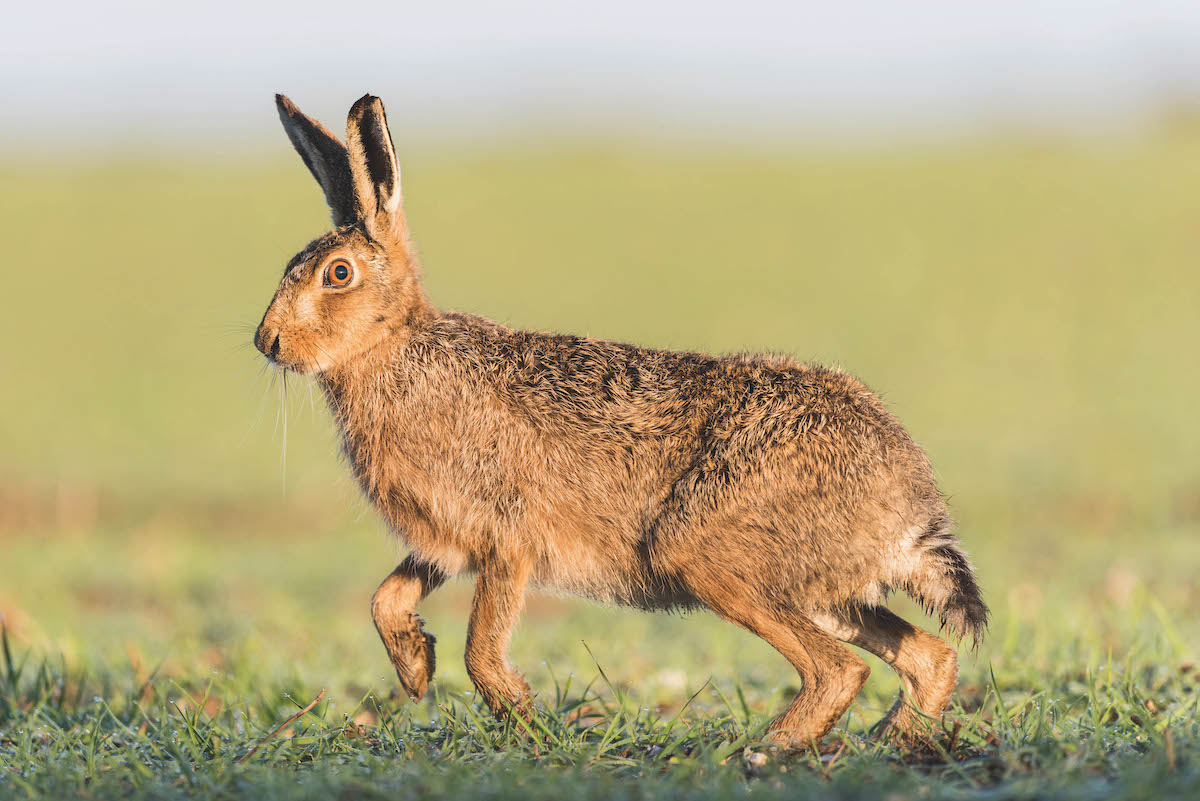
255,325 -> 281,359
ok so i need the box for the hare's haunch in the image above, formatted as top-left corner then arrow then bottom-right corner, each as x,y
256,94 -> 988,748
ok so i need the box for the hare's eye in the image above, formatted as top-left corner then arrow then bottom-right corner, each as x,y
325,260 -> 353,287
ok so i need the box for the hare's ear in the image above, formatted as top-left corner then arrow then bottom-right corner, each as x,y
276,94 -> 356,227
346,94 -> 404,240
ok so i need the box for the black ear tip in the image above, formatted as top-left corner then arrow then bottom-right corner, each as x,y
349,93 -> 382,117
276,94 -> 297,114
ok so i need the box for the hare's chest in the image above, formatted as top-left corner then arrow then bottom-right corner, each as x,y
363,441 -> 512,567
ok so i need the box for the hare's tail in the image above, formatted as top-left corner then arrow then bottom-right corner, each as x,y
902,514 -> 989,647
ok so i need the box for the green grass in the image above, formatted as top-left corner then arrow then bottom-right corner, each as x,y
1,127 -> 1199,798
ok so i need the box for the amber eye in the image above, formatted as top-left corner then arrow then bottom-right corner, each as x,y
324,260 -> 353,287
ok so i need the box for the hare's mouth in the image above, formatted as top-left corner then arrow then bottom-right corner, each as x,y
257,342 -> 316,375
264,353 -> 316,375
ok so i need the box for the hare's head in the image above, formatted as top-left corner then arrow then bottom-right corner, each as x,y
255,94 -> 425,374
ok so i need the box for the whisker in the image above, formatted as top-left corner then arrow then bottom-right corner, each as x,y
313,342 -> 337,372
271,369 -> 283,437
280,371 -> 289,494
238,361 -> 276,448
306,378 -> 317,422
222,321 -> 261,336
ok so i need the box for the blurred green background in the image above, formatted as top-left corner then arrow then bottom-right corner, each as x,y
4,5 -> 1200,797
2,125 -> 1198,704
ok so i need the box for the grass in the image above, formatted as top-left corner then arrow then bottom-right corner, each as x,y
1,519 -> 1196,799
1,622 -> 1195,801
1,125 -> 1199,798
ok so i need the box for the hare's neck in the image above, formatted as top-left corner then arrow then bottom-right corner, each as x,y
315,325 -> 428,499
319,325 -> 403,419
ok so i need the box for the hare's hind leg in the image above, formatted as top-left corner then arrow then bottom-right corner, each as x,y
465,555 -> 535,722
372,555 -> 445,701
681,571 -> 869,748
812,606 -> 958,743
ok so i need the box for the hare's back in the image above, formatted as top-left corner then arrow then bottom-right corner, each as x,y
647,353 -> 949,605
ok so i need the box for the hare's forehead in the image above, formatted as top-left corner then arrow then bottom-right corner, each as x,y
282,230 -> 363,277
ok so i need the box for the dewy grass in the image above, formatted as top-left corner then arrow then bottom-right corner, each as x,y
0,621 -> 1196,800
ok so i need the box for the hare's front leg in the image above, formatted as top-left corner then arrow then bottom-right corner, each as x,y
372,555 -> 446,701
465,555 -> 534,721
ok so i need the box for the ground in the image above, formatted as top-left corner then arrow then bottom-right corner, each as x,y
1,126 -> 1198,798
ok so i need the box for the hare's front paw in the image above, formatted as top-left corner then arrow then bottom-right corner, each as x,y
386,612 -> 437,701
476,670 -> 535,726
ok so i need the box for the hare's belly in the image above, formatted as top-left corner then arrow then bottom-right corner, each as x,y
530,540 -> 628,602
528,531 -> 695,611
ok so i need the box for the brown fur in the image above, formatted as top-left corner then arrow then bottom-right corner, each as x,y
256,94 -> 989,748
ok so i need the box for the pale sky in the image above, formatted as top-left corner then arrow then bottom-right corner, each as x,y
4,0 -> 1200,151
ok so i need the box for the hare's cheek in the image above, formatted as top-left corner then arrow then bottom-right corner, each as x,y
292,293 -> 320,324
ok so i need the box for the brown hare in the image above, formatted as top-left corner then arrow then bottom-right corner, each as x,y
256,93 -> 988,749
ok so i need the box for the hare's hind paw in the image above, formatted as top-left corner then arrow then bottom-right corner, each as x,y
870,700 -> 942,748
